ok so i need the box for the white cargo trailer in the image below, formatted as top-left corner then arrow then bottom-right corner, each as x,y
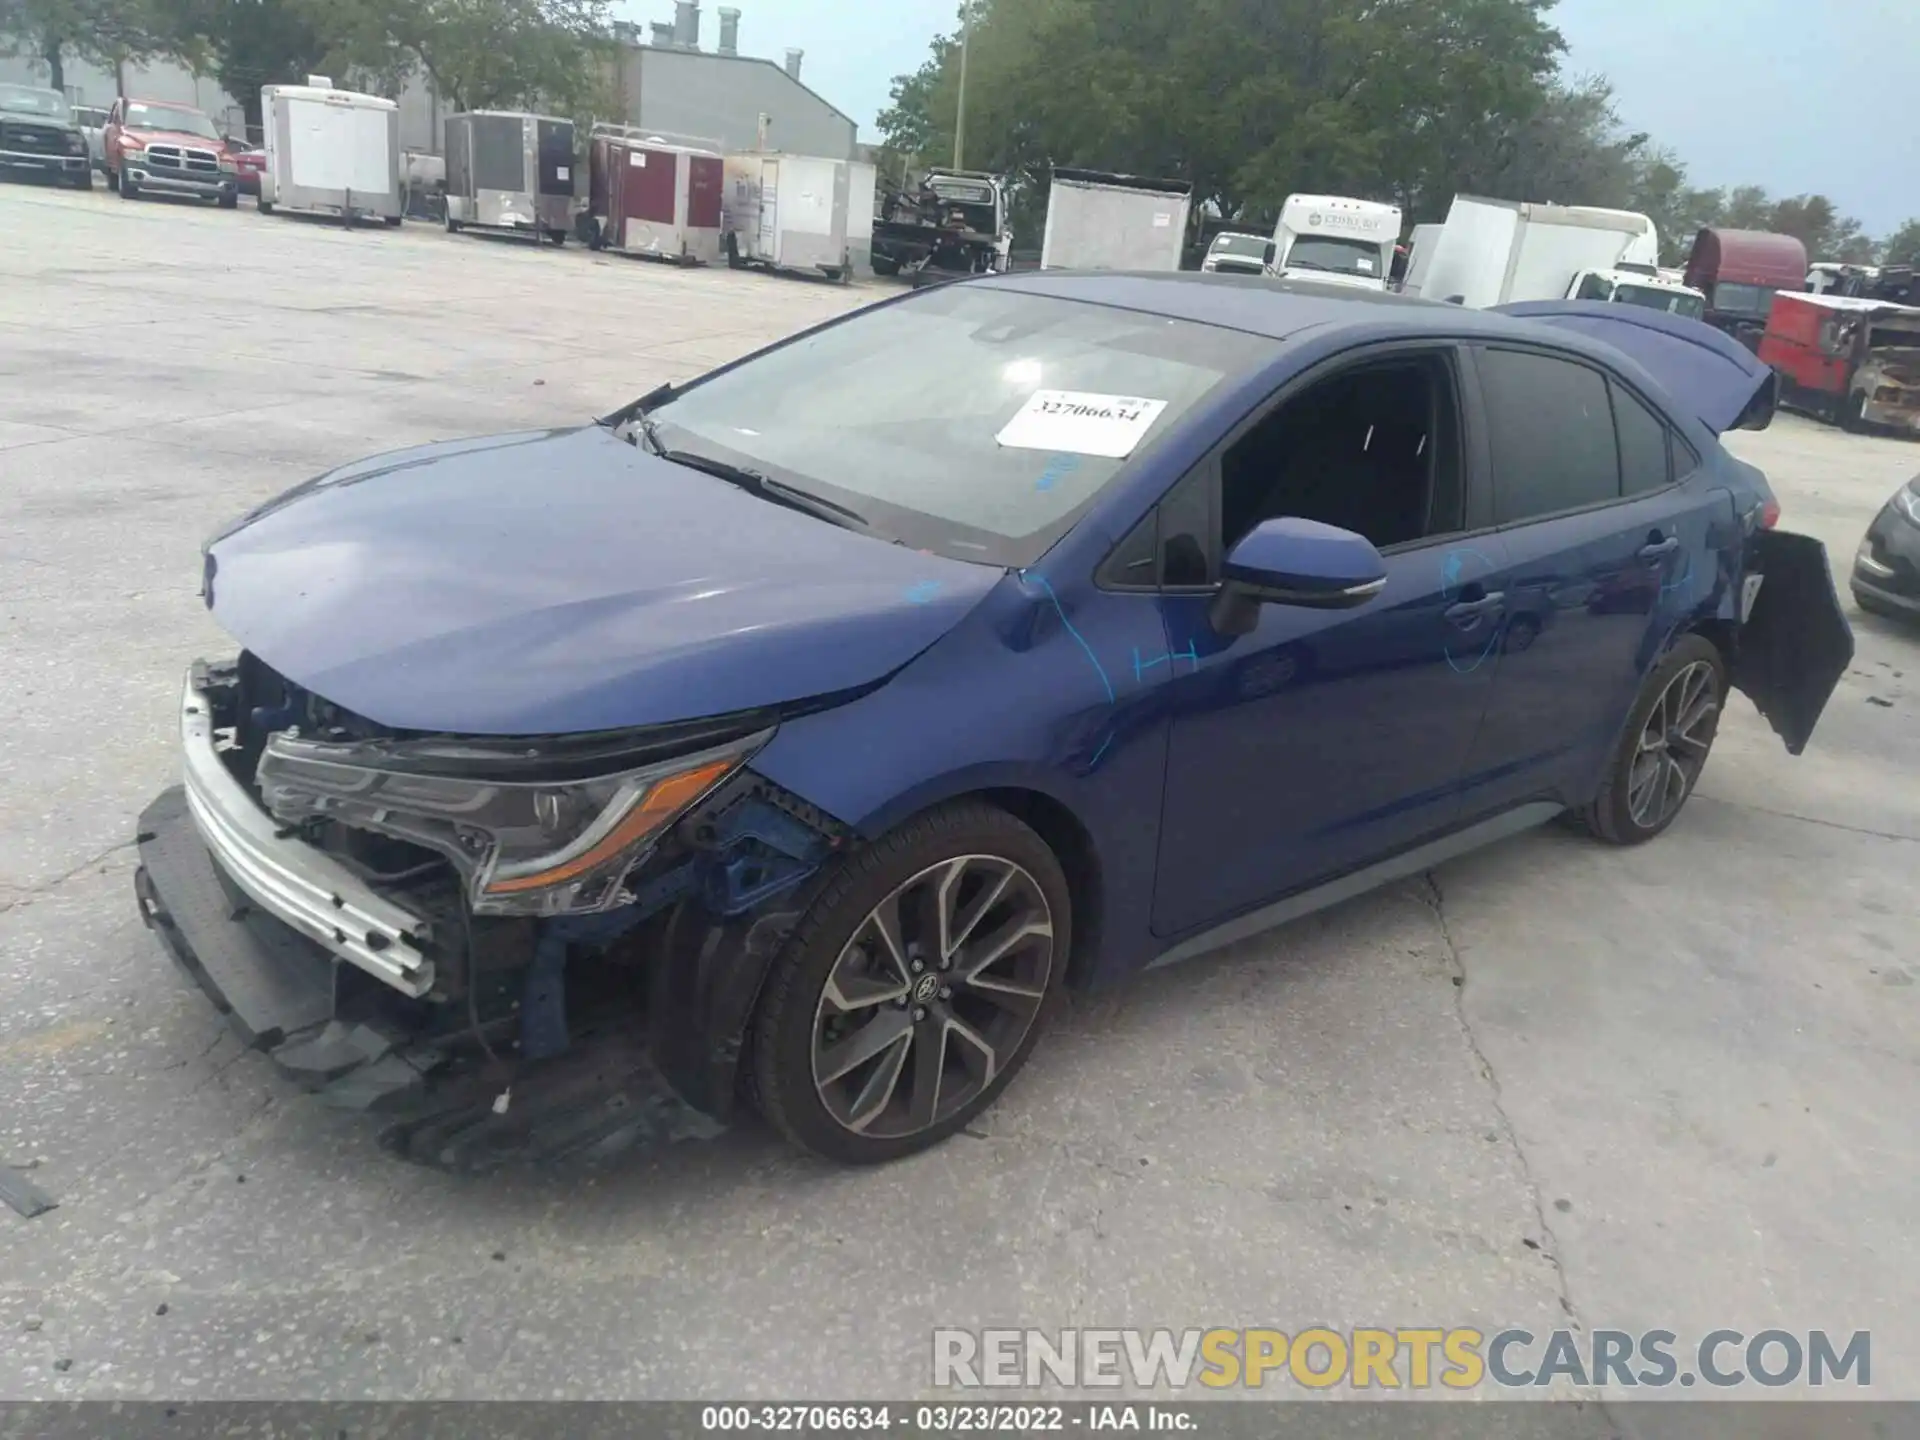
258,79 -> 402,225
1040,168 -> 1191,272
1409,196 -> 1662,308
720,153 -> 877,281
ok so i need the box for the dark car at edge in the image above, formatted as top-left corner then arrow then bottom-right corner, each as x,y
132,277 -> 1855,1165
1852,474 -> 1920,621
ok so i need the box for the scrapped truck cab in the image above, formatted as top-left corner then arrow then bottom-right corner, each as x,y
1684,228 -> 1810,352
1759,291 -> 1920,434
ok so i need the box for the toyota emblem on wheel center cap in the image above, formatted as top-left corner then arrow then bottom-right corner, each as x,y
912,974 -> 940,1004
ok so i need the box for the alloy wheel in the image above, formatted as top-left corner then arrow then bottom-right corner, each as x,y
1627,659 -> 1719,830
810,855 -> 1055,1140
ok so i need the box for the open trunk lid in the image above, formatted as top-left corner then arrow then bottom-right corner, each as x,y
1493,299 -> 1779,433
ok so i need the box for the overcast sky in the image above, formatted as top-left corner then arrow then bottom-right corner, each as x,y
619,0 -> 1917,237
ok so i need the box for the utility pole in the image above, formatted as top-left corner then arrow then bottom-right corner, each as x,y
952,2 -> 971,170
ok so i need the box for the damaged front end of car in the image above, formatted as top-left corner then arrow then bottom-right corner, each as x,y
134,652 -> 854,1166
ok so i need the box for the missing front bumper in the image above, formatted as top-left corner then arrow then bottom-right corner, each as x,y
134,785 -> 723,1167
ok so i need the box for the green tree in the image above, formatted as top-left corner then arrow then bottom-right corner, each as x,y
877,0 -> 1568,231
154,0 -> 331,129
0,0 -> 170,91
327,0 -> 612,115
1884,219 -> 1920,268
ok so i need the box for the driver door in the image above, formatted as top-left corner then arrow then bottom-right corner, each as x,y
1144,344 -> 1500,939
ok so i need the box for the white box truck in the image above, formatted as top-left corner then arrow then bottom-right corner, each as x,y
1270,194 -> 1402,289
720,153 -> 876,281
1409,196 -> 1675,309
1040,168 -> 1191,271
258,78 -> 402,225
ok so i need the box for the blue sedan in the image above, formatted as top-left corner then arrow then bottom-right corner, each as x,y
135,275 -> 1853,1164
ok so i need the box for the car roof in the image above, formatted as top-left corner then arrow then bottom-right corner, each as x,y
971,270 -> 1601,346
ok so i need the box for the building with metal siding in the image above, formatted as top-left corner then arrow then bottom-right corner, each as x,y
610,42 -> 857,161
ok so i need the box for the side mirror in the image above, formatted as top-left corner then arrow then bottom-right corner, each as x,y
1210,517 -> 1387,636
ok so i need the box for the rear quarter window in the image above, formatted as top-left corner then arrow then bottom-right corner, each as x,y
1611,382 -> 1673,495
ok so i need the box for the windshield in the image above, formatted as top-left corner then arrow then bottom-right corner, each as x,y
1282,235 -> 1383,278
931,180 -> 992,205
1210,233 -> 1268,257
124,101 -> 220,139
644,285 -> 1279,566
1614,284 -> 1706,321
1711,282 -> 1775,318
0,85 -> 70,121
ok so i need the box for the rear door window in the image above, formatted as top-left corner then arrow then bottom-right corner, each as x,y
1478,348 -> 1621,523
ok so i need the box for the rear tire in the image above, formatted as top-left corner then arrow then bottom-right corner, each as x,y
1573,634 -> 1726,845
257,198 -> 273,214
749,801 -> 1069,1165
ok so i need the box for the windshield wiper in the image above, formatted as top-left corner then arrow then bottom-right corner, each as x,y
656,447 -> 877,535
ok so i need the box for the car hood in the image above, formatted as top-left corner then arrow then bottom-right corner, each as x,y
202,426 -> 1002,735
127,126 -> 222,148
1494,300 -> 1779,433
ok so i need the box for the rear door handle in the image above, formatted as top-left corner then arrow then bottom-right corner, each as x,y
1444,592 -> 1505,626
1638,535 -> 1681,560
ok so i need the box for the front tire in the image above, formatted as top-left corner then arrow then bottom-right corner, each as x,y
1574,634 -> 1726,845
218,189 -> 237,209
749,802 -> 1069,1164
118,172 -> 139,200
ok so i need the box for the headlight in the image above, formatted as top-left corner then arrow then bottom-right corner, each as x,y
256,728 -> 771,916
1895,482 -> 1920,528
219,155 -> 236,172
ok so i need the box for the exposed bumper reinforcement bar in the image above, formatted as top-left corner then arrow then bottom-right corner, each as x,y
178,666 -> 435,997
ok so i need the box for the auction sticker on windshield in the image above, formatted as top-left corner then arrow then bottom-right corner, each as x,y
996,391 -> 1170,459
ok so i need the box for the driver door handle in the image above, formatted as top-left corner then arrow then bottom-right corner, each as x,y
1638,534 -> 1681,560
1444,591 -> 1505,626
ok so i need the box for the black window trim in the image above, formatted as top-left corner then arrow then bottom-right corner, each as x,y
1468,342 -> 1699,531
1094,338 -> 1488,595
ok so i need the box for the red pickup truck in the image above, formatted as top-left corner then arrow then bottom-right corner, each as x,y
103,96 -> 239,208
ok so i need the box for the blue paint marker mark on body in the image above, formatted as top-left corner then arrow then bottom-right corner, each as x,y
1032,573 -> 1119,770
1131,642 -> 1201,682
1440,546 -> 1502,675
903,580 -> 943,605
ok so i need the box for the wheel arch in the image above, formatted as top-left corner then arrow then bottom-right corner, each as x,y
850,771 -> 1109,992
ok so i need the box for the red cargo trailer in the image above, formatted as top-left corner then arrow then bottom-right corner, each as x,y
580,128 -> 723,266
1759,290 -> 1920,433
